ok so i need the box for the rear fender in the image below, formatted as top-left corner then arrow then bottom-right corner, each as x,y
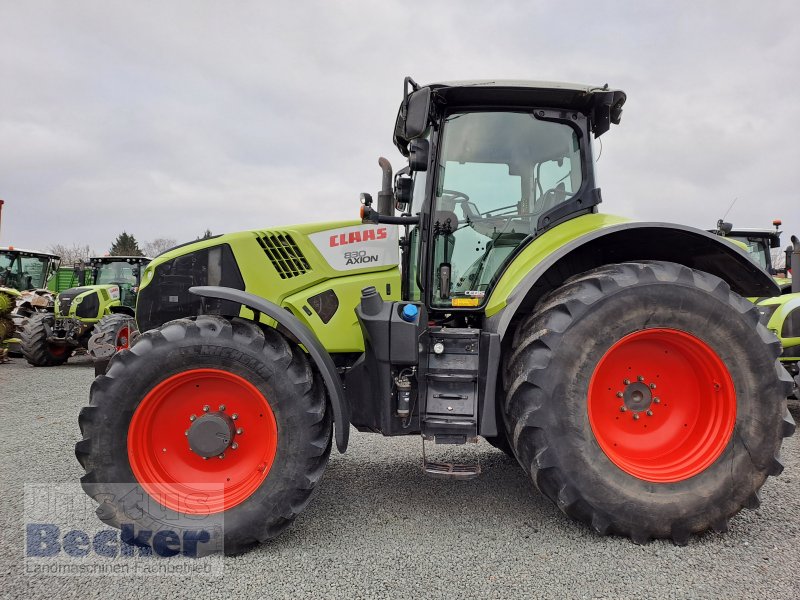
485,221 -> 779,339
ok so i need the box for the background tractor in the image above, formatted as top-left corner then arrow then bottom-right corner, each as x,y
757,236 -> 800,399
76,78 -> 794,556
713,222 -> 799,398
713,219 -> 791,291
21,255 -> 150,366
0,246 -> 61,358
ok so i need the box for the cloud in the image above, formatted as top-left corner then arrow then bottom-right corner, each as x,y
0,0 -> 798,255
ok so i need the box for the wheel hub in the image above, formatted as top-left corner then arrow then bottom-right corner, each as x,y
622,381 -> 653,413
187,411 -> 236,458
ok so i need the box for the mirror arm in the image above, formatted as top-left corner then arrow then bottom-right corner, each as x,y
361,205 -> 419,225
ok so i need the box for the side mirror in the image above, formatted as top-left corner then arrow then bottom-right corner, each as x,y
717,220 -> 733,236
404,86 -> 431,140
394,175 -> 413,208
408,139 -> 429,172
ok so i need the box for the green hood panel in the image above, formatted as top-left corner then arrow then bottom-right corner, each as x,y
138,221 -> 403,353
485,213 -> 630,317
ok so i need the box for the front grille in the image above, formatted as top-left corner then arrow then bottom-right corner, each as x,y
76,291 -> 100,319
136,244 -> 244,332
57,287 -> 91,316
257,232 -> 311,279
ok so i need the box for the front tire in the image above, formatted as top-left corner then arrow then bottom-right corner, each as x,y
20,313 -> 69,366
76,316 -> 332,555
503,261 -> 795,544
88,314 -> 138,376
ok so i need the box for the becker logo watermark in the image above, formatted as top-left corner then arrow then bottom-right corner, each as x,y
24,483 -> 223,576
329,227 -> 388,247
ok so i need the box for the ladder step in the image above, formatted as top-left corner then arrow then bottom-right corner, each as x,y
423,461 -> 481,480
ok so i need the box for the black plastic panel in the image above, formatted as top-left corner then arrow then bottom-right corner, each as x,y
137,244 -> 244,332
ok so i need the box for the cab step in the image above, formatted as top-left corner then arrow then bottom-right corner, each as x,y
422,461 -> 481,480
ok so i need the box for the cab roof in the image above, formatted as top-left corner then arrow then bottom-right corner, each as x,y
90,255 -> 152,262
0,247 -> 60,259
394,78 -> 626,153
427,80 -> 625,110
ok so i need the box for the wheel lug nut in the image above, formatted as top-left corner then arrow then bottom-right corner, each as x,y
649,383 -> 657,389
236,428 -> 243,435
653,397 -> 661,404
189,414 -> 196,422
232,413 -> 239,420
646,410 -> 653,416
619,406 -> 627,412
218,453 -> 225,459
616,392 -> 624,398
202,457 -> 208,460
184,430 -> 189,436
637,375 -> 644,382
623,379 -> 630,385
633,413 -> 640,420
219,404 -> 226,411
203,405 -> 210,412
231,442 -> 238,450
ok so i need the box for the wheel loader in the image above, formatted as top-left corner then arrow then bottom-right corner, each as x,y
21,255 -> 150,366
76,78 -> 795,556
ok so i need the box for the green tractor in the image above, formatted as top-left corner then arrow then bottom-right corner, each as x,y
713,222 -> 800,397
76,79 -> 794,555
757,236 -> 800,398
21,255 -> 151,366
0,246 -> 61,358
713,219 -> 791,291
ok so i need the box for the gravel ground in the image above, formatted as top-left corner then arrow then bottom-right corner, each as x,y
0,355 -> 798,599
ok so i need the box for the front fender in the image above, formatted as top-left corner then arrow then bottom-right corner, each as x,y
759,293 -> 800,356
190,285 -> 350,453
485,216 -> 779,339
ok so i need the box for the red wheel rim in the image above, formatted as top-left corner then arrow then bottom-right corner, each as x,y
128,369 -> 278,514
48,344 -> 68,357
588,328 -> 736,483
115,326 -> 130,350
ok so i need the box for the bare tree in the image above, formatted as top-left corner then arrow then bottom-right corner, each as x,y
47,243 -> 94,266
142,238 -> 177,257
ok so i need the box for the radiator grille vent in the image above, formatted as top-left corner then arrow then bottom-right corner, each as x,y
257,232 -> 311,279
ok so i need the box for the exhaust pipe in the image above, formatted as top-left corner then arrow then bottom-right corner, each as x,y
791,235 -> 800,293
377,157 -> 393,216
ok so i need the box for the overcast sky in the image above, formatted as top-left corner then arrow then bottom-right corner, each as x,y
1,1 -> 798,256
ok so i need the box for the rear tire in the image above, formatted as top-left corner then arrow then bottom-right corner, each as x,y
20,313 -> 70,366
503,261 -> 795,544
76,316 -> 332,556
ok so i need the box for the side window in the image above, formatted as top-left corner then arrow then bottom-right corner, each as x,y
430,111 -> 584,308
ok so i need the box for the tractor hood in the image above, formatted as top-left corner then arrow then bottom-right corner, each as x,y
136,220 -> 401,336
56,283 -> 129,318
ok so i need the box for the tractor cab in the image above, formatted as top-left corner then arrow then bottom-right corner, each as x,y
0,247 -> 60,292
86,256 -> 151,308
364,79 -> 625,314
